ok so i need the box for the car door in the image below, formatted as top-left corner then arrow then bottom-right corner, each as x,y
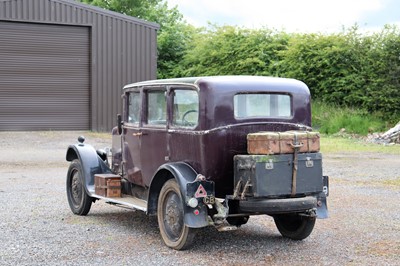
122,89 -> 144,186
167,87 -> 200,165
140,87 -> 168,186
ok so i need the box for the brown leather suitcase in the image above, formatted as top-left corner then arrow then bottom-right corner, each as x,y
247,132 -> 284,155
247,131 -> 320,155
94,174 -> 121,197
304,131 -> 320,153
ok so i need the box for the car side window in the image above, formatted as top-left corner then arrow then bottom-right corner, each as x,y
146,90 -> 166,126
127,92 -> 141,124
172,90 -> 199,128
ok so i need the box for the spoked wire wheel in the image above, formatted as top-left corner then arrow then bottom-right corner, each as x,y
157,179 -> 196,250
66,160 -> 92,215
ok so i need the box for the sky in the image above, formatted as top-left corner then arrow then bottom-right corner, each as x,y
166,0 -> 400,33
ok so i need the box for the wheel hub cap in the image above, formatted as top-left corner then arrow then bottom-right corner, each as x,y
164,193 -> 183,239
71,172 -> 82,205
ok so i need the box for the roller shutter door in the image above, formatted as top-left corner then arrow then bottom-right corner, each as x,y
0,21 -> 90,131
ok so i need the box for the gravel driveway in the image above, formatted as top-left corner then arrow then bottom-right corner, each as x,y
0,131 -> 399,265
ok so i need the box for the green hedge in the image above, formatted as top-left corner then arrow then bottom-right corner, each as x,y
177,25 -> 400,123
79,1 -> 399,123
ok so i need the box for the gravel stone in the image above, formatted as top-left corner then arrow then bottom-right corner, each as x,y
0,131 -> 399,265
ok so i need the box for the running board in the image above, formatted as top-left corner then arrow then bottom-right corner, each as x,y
91,194 -> 147,212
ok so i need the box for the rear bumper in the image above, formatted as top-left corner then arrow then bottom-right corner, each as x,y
238,196 -> 317,214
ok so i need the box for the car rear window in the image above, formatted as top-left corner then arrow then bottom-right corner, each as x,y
234,93 -> 291,118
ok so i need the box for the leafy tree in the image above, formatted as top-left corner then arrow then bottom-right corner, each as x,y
79,0 -> 161,20
150,3 -> 196,78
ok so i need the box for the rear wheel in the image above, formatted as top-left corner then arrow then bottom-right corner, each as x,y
157,179 -> 196,250
66,159 -> 93,215
273,213 -> 316,240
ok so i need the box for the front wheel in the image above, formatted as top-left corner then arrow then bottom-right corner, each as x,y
273,213 -> 316,240
157,179 -> 196,250
66,159 -> 93,215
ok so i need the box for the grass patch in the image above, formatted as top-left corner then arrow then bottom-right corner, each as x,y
312,101 -> 391,135
320,135 -> 400,154
382,177 -> 400,187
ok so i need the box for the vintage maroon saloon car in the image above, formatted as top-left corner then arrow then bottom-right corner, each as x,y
66,76 -> 329,250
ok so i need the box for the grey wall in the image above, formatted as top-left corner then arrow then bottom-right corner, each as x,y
0,0 -> 159,131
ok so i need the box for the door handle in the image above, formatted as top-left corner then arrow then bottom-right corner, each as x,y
132,132 -> 147,137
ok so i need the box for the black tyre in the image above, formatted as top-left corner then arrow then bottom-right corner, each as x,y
66,159 -> 93,215
157,179 -> 196,250
226,216 -> 249,227
273,214 -> 316,240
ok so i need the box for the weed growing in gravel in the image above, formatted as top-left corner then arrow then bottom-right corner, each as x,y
87,131 -> 111,139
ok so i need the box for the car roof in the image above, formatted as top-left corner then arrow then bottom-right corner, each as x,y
123,76 -> 309,94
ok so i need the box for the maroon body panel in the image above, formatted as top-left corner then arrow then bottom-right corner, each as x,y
114,76 -> 312,198
168,123 -> 309,197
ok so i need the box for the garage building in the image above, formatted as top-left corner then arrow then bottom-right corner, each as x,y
0,0 -> 159,131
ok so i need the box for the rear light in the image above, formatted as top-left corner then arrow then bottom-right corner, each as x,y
187,197 -> 199,208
